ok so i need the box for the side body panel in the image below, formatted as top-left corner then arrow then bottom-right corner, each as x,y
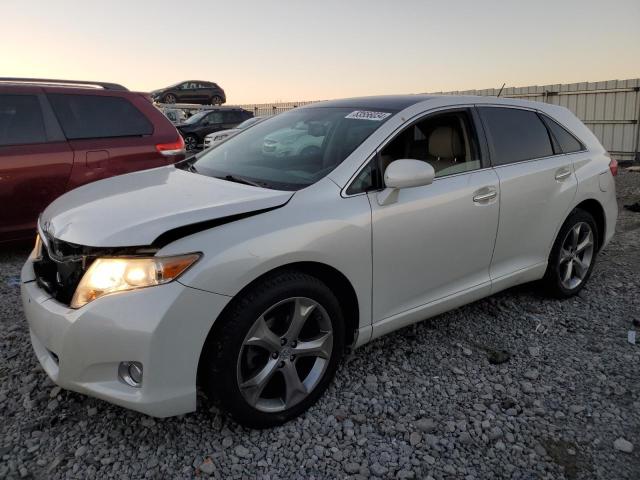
368,168 -> 500,322
489,155 -> 578,283
0,141 -> 74,241
0,86 -> 74,242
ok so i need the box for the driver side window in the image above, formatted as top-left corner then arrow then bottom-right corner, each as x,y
380,110 -> 480,179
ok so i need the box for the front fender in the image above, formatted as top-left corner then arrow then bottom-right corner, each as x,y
157,179 -> 373,331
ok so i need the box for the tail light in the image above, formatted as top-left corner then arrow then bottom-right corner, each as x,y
156,136 -> 186,157
609,156 -> 618,177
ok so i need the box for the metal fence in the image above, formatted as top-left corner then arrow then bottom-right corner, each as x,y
236,100 -> 320,118
237,78 -> 640,162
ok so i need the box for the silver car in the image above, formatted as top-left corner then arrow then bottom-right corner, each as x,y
22,95 -> 617,428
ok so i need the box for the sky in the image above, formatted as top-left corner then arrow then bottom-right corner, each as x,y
2,0 -> 639,104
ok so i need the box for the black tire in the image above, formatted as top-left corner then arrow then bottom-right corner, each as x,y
163,93 -> 177,104
542,208 -> 599,298
201,271 -> 345,428
210,95 -> 223,105
184,134 -> 198,151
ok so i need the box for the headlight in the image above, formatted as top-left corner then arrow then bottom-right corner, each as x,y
70,254 -> 200,309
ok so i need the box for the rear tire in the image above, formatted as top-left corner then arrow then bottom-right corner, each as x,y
163,93 -> 177,104
211,95 -> 223,105
184,134 -> 198,151
542,209 -> 598,298
201,271 -> 345,428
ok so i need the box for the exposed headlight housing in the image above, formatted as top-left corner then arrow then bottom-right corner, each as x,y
70,254 -> 200,308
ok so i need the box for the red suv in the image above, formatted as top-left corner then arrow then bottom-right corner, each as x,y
0,78 -> 186,243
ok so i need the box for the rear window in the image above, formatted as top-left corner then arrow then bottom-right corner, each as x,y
541,115 -> 584,154
0,94 -> 46,146
48,94 -> 153,140
479,107 -> 553,165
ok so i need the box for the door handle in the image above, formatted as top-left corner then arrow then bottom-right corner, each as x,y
555,168 -> 572,181
473,187 -> 497,203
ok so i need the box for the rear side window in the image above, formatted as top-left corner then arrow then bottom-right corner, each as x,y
479,107 -> 553,165
48,94 -> 153,140
0,94 -> 46,146
541,115 -> 584,154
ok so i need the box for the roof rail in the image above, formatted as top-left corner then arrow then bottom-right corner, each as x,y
0,77 -> 128,91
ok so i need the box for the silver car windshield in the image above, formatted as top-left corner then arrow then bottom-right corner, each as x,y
191,107 -> 395,190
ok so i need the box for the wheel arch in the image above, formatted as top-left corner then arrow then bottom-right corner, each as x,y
574,198 -> 606,250
196,261 -> 360,382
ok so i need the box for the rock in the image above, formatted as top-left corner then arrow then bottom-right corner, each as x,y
370,463 -> 387,476
528,346 -> 540,356
613,438 -> 633,453
569,404 -> 586,414
49,386 -> 61,399
462,348 -> 473,356
521,382 -> 535,393
523,369 -> 539,380
415,418 -> 436,433
200,458 -> 217,476
74,446 -> 88,458
397,469 -> 416,479
409,432 -> 421,446
140,418 -> 156,428
87,407 -> 97,416
222,437 -> 233,448
458,432 -> 473,444
234,445 -> 251,458
344,462 -> 360,474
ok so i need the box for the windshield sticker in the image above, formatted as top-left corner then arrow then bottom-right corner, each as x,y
345,110 -> 392,121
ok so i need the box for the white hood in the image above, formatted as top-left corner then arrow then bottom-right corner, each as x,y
41,166 -> 293,247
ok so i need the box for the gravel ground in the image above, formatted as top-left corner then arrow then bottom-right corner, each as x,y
1,171 -> 639,480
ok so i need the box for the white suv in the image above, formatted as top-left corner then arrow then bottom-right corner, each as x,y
21,95 -> 618,428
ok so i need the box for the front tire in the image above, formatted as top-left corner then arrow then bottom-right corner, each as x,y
542,209 -> 598,298
201,271 -> 345,428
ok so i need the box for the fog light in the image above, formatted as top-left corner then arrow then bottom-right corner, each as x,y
118,361 -> 143,388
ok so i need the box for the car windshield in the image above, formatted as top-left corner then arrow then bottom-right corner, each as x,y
184,111 -> 208,124
190,107 -> 395,190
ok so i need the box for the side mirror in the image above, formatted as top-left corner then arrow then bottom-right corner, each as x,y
377,159 -> 435,205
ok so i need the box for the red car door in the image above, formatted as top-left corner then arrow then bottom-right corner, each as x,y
0,89 -> 73,242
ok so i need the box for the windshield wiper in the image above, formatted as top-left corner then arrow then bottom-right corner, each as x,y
219,174 -> 263,188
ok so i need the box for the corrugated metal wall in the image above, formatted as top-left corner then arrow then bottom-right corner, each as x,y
237,78 -> 640,162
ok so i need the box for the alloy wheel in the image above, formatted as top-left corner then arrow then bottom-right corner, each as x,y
164,94 -> 176,104
558,221 -> 594,290
184,136 -> 197,151
236,297 -> 334,413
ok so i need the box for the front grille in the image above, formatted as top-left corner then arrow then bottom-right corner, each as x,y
33,237 -> 91,306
